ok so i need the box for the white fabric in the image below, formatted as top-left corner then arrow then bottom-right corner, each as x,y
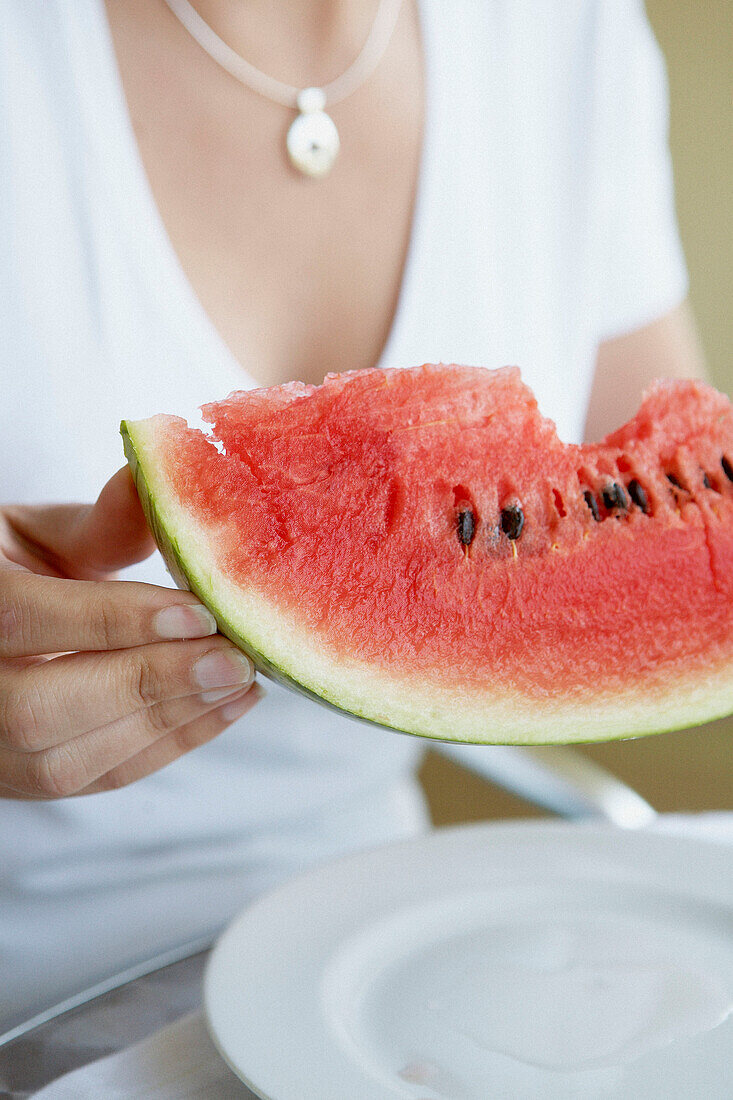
1,0 -> 687,1026
31,815 -> 733,1099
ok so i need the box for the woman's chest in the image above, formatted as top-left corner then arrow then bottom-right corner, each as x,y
108,0 -> 423,389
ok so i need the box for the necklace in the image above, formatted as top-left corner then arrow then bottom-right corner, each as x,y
160,0 -> 405,179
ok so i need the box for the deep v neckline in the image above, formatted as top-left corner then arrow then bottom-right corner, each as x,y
89,0 -> 433,391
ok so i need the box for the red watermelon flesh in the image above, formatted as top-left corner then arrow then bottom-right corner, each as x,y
122,365 -> 733,744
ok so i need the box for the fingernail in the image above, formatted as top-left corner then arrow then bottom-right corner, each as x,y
200,685 -> 250,704
220,683 -> 263,722
155,604 -> 218,639
193,649 -> 253,691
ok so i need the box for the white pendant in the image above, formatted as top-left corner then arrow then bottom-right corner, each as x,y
287,87 -> 340,179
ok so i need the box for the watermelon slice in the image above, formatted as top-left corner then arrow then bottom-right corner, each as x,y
121,365 -> 733,745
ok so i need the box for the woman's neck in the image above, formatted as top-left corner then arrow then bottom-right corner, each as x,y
180,1 -> 380,88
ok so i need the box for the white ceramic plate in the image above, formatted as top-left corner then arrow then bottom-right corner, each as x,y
204,822 -> 733,1100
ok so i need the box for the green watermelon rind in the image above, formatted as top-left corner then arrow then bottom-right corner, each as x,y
121,420 -> 733,746
121,421 -> 343,711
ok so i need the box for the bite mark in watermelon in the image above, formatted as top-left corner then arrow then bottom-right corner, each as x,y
121,365 -> 733,744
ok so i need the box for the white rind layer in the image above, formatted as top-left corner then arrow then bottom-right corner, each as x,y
122,419 -> 733,745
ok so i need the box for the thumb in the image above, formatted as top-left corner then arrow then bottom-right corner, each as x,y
4,468 -> 156,580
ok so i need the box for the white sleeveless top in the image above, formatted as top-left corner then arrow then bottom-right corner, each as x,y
0,0 -> 686,1026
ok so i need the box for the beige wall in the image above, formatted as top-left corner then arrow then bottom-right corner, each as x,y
647,0 -> 733,390
423,0 -> 733,826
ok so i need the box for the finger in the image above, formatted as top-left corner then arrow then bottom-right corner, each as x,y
0,638 -> 254,750
65,467 -> 156,577
3,468 -> 155,581
0,567 -> 219,659
0,781 -> 36,800
80,684 -> 265,795
0,682 -> 259,799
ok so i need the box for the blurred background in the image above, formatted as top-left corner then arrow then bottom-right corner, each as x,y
422,0 -> 733,826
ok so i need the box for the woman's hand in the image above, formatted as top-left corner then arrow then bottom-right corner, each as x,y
0,468 -> 260,799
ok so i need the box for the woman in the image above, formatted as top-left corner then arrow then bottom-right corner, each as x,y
0,0 -> 707,1027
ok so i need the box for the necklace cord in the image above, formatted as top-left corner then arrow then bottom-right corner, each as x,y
160,0 -> 405,108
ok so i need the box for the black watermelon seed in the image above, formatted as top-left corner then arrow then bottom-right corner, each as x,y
627,478 -> 649,513
500,504 -> 524,540
666,473 -> 683,490
602,482 -> 628,511
722,456 -> 733,483
457,509 -> 476,546
583,490 -> 600,521
703,473 -> 712,489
